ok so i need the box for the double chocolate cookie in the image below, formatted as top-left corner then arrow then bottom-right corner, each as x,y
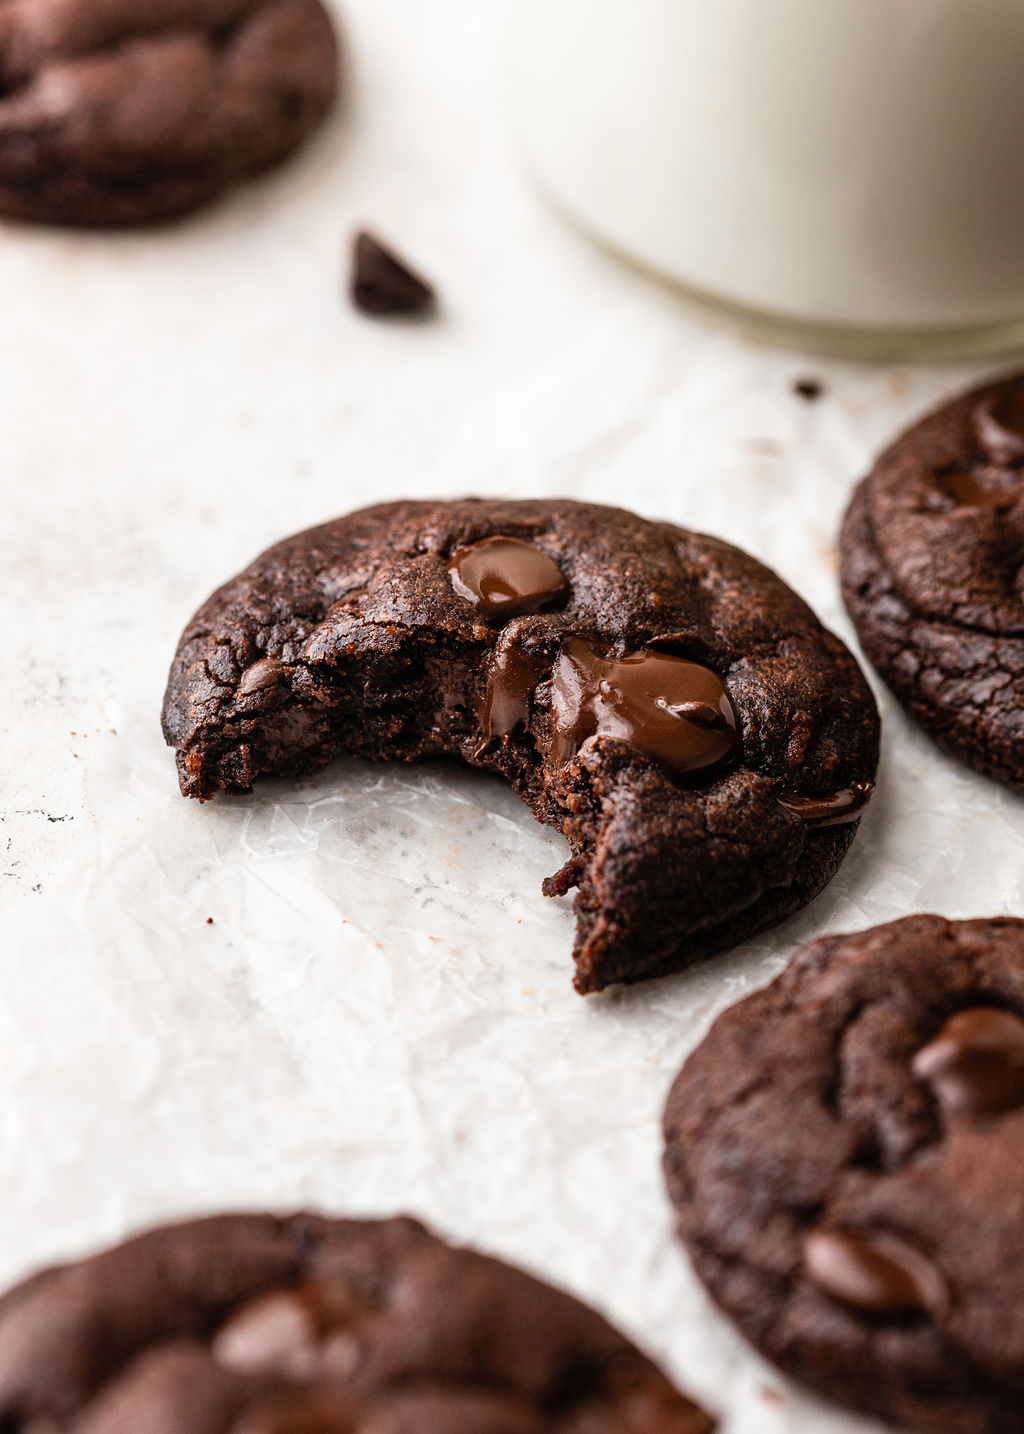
841,372 -> 1024,790
0,0 -> 339,227
162,499 -> 879,993
0,1211 -> 714,1432
664,914 -> 1024,1434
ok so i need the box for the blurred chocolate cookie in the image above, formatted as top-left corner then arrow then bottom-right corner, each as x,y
162,499 -> 879,993
841,372 -> 1024,788
0,0 -> 339,226
0,1211 -> 714,1433
664,914 -> 1024,1434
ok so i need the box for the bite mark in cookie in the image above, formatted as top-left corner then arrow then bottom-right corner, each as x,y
162,499 -> 879,993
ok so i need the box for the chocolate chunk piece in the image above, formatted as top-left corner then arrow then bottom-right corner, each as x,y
162,499 -> 878,994
664,914 -> 1024,1434
776,781 -> 874,827
840,371 -> 1024,790
804,1230 -> 944,1317
0,1212 -> 715,1434
549,641 -> 740,782
939,466 -> 1023,510
913,1007 -> 1024,1116
0,0 -> 340,228
481,633 -> 548,740
214,1280 -> 376,1380
974,395 -> 1024,464
238,658 -> 288,698
351,232 -> 436,318
449,537 -> 568,620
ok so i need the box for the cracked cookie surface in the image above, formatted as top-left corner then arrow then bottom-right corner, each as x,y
840,372 -> 1024,790
0,1211 -> 714,1433
663,914 -> 1024,1434
0,0 -> 339,226
161,498 -> 879,994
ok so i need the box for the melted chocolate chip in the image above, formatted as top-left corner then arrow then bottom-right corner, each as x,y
482,641 -> 548,739
237,657 -> 287,697
351,231 -> 436,319
550,640 -> 740,781
213,1281 -> 373,1381
912,1007 -> 1024,1116
449,537 -> 569,621
239,1398 -> 353,1434
793,378 -> 824,402
777,781 -> 874,827
804,1230 -> 944,1317
939,466 -> 1023,510
974,400 -> 1024,465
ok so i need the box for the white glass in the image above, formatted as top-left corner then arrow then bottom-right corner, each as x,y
509,0 -> 1024,354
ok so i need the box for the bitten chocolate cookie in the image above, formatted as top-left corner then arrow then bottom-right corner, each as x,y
840,372 -> 1024,790
0,1211 -> 714,1433
162,499 -> 879,993
663,914 -> 1024,1434
0,0 -> 339,227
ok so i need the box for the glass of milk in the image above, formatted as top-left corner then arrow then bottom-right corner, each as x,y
508,0 -> 1024,355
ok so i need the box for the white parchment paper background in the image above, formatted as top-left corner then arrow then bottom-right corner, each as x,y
3,3 -> 1023,1429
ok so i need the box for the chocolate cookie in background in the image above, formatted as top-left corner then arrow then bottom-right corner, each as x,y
0,0 -> 340,227
0,1211 -> 715,1433
663,914 -> 1024,1434
841,371 -> 1024,791
161,498 -> 880,994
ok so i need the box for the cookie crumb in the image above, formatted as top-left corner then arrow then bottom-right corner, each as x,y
793,378 -> 824,402
351,230 -> 436,319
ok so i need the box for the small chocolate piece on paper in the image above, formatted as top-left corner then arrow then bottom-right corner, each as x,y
351,231 -> 436,318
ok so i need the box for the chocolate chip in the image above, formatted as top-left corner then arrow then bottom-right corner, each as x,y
350,231 -> 436,319
938,466 -> 1023,510
213,1281 -> 373,1381
793,378 -> 824,402
804,1230 -> 944,1317
549,641 -> 741,782
776,781 -> 874,827
234,1396 -> 354,1434
237,658 -> 287,697
449,536 -> 569,622
913,1007 -> 1024,1116
973,400 -> 1024,465
481,636 -> 548,740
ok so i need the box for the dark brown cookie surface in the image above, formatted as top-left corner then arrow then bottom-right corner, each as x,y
840,372 -> 1024,789
663,914 -> 1024,1434
0,0 -> 339,227
0,1211 -> 714,1433
161,498 -> 879,994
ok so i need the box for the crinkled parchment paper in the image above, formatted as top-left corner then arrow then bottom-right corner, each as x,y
2,2 -> 1022,1429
